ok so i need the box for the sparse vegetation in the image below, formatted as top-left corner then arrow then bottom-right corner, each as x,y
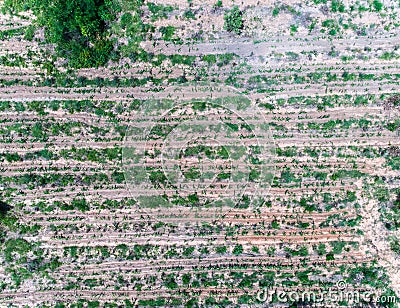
0,0 -> 399,306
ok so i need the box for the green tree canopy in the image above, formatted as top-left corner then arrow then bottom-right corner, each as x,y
34,0 -> 121,67
5,0 -> 121,68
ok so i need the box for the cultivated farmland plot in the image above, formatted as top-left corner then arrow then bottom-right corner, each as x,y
0,0 -> 400,307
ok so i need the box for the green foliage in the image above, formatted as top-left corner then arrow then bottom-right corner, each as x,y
389,236 -> 400,255
259,271 -> 275,287
232,244 -> 243,255
0,27 -> 27,40
149,171 -> 168,187
347,264 -> 382,287
331,0 -> 345,12
379,52 -> 399,60
215,0 -> 223,8
163,274 -> 178,290
251,246 -> 259,253
290,24 -> 298,33
271,220 -> 280,229
183,246 -> 195,256
1,0 -> 31,14
285,246 -> 309,257
0,201 -> 12,219
224,6 -> 244,35
2,152 -> 22,163
184,9 -> 196,19
187,193 -> 199,205
216,172 -> 230,180
0,200 -> 14,243
386,120 -> 400,132
111,171 -> 125,184
331,241 -> 346,254
372,0 -> 383,11
298,246 -> 309,256
248,169 -> 260,181
71,199 -> 90,212
147,3 -> 174,20
316,243 -> 327,255
215,245 -> 227,254
159,26 -> 176,41
331,169 -> 364,180
201,54 -> 217,65
381,201 -> 400,230
326,253 -> 335,261
4,238 -> 32,262
120,13 -> 133,29
30,0 -> 121,68
276,147 -> 297,157
138,298 -> 166,307
24,25 -> 36,41
296,271 -> 310,284
182,273 -> 191,285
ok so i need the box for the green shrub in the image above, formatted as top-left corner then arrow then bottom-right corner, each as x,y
389,236 -> 400,254
24,25 -> 36,41
215,245 -> 227,254
271,220 -> 280,229
326,253 -> 335,261
0,201 -> 11,218
373,0 -> 383,11
184,10 -> 196,19
224,6 -> 244,35
331,0 -> 345,12
233,244 -> 243,255
183,247 -> 195,256
4,238 -> 32,262
159,26 -> 175,41
163,274 -> 178,290
120,13 -> 133,29
316,243 -> 327,255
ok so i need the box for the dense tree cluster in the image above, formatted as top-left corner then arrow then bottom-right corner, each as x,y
0,201 -> 11,218
3,0 -> 121,68
32,0 -> 121,67
0,201 -> 12,243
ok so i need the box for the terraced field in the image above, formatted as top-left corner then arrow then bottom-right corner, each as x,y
0,0 -> 400,307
